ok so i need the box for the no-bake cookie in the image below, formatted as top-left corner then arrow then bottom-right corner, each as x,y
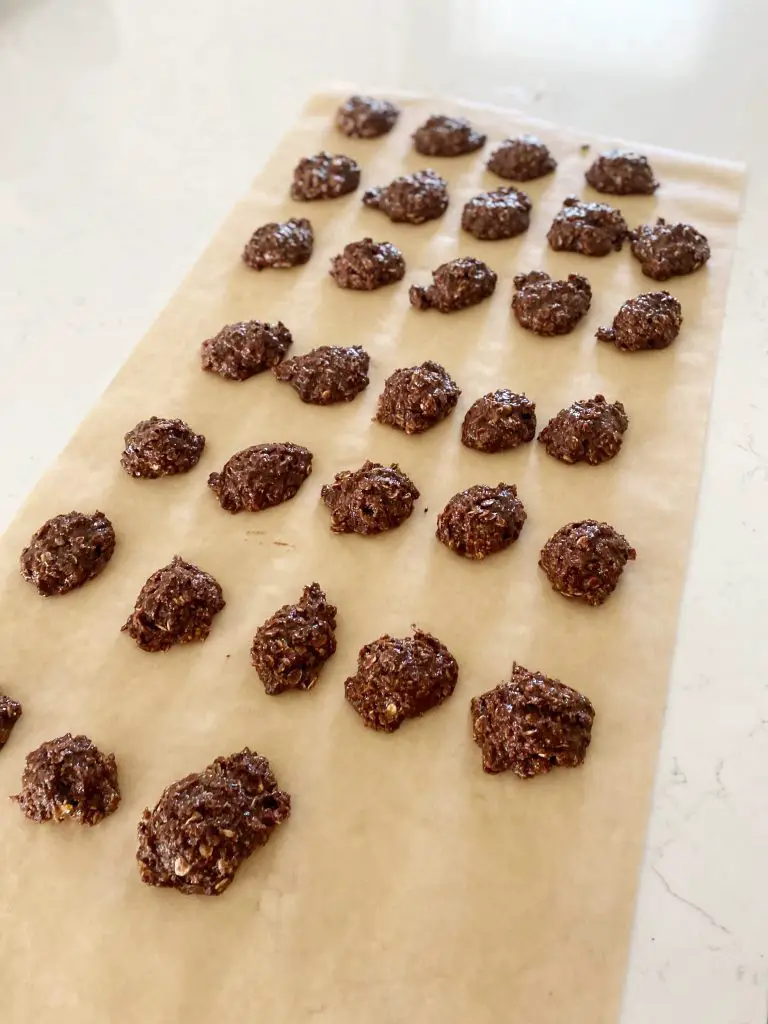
629,218 -> 710,280
251,583 -> 337,695
273,346 -> 370,405
538,395 -> 629,465
596,291 -> 683,351
539,520 -> 636,606
242,218 -> 313,270
335,95 -> 399,138
512,271 -> 592,335
201,320 -> 293,381
585,150 -> 658,195
547,196 -> 628,256
461,187 -> 532,241
290,152 -> 360,201
461,390 -> 537,452
362,169 -> 449,224
329,238 -> 405,290
321,460 -> 419,535
375,361 -> 460,434
486,135 -> 556,181
412,114 -> 486,157
436,483 -> 527,559
20,511 -> 115,597
120,417 -> 205,479
208,443 -> 312,513
410,257 -> 497,313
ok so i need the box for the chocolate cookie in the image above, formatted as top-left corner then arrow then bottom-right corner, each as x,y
597,291 -> 683,352
375,361 -> 461,434
120,417 -> 205,479
486,135 -> 557,181
410,257 -> 497,313
547,196 -> 628,256
461,390 -> 537,452
345,628 -> 459,732
539,520 -> 636,606
0,695 -> 22,751
208,442 -> 312,513
335,95 -> 399,138
242,218 -> 313,271
251,583 -> 337,695
290,152 -> 360,201
362,169 -> 449,225
471,663 -> 595,777
273,346 -> 369,405
137,749 -> 290,896
512,271 -> 592,336
13,733 -> 120,825
585,150 -> 658,195
629,218 -> 710,280
329,238 -> 405,290
461,187 -> 532,241
20,511 -> 116,597
122,556 -> 225,653
201,320 -> 293,381
321,460 -> 420,535
539,395 -> 628,465
436,483 -> 526,559
412,115 -> 486,157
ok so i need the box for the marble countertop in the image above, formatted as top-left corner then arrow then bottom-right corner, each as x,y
1,1 -> 766,1021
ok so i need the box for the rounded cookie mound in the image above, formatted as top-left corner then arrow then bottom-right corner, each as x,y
362,169 -> 449,224
461,390 -> 536,452
329,238 -> 405,290
345,628 -> 459,732
629,218 -> 710,281
512,271 -> 592,336
585,150 -> 658,195
471,664 -> 595,777
461,187 -> 532,241
410,257 -> 497,313
547,196 -> 628,256
273,345 -> 370,405
0,694 -> 22,751
137,749 -> 291,896
208,442 -> 312,513
121,417 -> 205,479
436,483 -> 526,559
290,152 -> 360,201
20,510 -> 116,597
242,218 -> 313,270
13,733 -> 120,825
122,556 -> 225,652
412,115 -> 486,157
597,291 -> 683,352
539,519 -> 636,606
251,583 -> 337,695
375,360 -> 461,434
539,395 -> 628,465
335,95 -> 399,138
321,460 -> 420,535
486,134 -> 556,181
201,320 -> 293,381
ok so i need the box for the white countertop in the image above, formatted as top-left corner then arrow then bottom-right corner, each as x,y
1,1 -> 766,1021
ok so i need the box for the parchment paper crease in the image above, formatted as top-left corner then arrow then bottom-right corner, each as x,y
0,92 -> 743,1024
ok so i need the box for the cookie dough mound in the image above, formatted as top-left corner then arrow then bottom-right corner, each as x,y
471,664 -> 595,777
436,483 -> 527,559
362,169 -> 449,224
251,583 -> 337,695
539,520 -> 636,606
20,510 -> 116,597
345,628 -> 459,732
0,695 -> 22,751
13,733 -> 120,825
412,114 -> 486,156
512,271 -> 592,336
630,218 -> 710,280
122,556 -> 225,652
321,460 -> 420,535
137,749 -> 291,896
242,217 -> 313,270
329,238 -> 405,290
585,150 -> 658,195
461,390 -> 537,452
538,395 -> 629,465
410,257 -> 497,313
461,187 -> 532,241
121,417 -> 205,479
335,95 -> 399,138
486,134 -> 557,181
201,320 -> 293,381
597,291 -> 683,351
274,346 -> 370,405
375,360 -> 461,434
547,196 -> 628,256
208,442 -> 312,513
290,151 -> 360,201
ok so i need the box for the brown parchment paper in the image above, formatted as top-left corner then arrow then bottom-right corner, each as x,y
0,93 -> 743,1024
